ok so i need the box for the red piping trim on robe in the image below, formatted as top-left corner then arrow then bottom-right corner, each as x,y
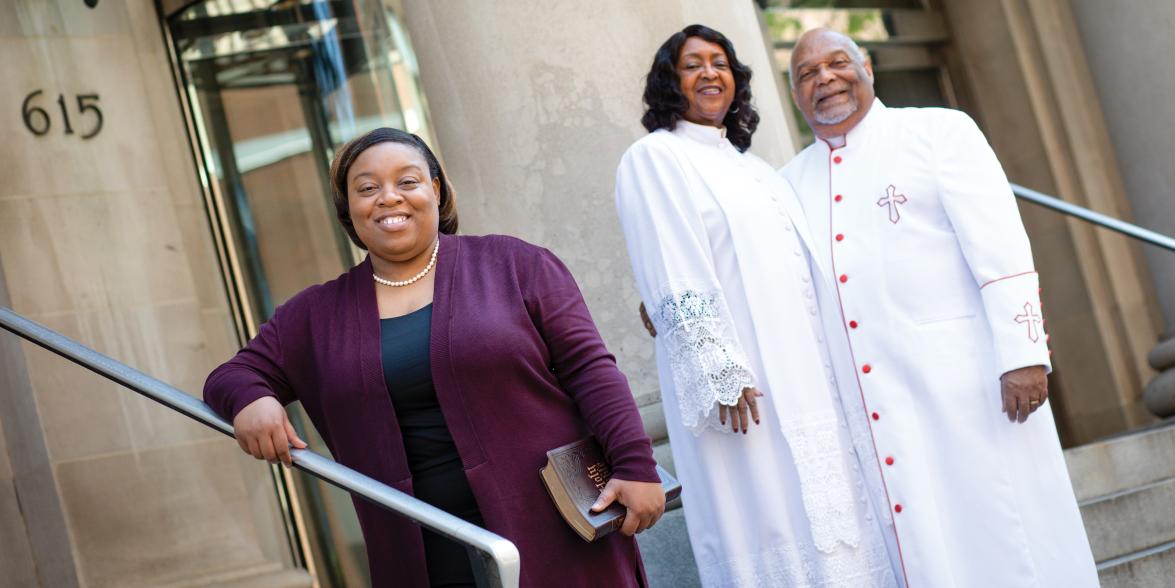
826,145 -> 912,586
979,270 -> 1037,290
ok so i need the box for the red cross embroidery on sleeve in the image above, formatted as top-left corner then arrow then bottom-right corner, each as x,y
1014,302 -> 1043,343
877,185 -> 907,224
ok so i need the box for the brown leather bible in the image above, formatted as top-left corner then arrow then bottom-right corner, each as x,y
539,437 -> 682,542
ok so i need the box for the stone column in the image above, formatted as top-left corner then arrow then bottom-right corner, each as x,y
396,0 -> 799,461
0,268 -> 79,588
1067,1 -> 1175,418
942,0 -> 1163,444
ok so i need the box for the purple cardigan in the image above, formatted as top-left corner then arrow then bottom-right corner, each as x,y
204,234 -> 659,587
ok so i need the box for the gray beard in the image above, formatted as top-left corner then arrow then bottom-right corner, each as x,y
814,100 -> 858,125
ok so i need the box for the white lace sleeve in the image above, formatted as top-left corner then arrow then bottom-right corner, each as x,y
651,289 -> 756,434
616,138 -> 756,434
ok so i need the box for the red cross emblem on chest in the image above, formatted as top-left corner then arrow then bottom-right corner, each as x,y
877,184 -> 908,224
1014,302 -> 1043,343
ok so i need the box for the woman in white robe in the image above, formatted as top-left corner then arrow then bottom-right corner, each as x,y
614,25 -> 898,587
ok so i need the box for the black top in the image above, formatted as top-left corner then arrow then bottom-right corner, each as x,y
380,304 -> 482,587
380,304 -> 463,475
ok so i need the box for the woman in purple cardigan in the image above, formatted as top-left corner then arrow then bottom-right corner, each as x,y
204,128 -> 664,587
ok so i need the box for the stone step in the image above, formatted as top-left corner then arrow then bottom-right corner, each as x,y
1080,474 -> 1175,562
158,564 -> 314,588
206,569 -> 314,588
1064,418 -> 1175,502
638,506 -> 701,588
1097,540 -> 1175,588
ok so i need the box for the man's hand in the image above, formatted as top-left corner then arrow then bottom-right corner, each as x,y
233,396 -> 307,466
590,478 -> 666,536
719,387 -> 763,434
1000,365 -> 1048,424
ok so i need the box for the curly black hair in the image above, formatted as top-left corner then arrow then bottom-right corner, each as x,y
641,24 -> 760,152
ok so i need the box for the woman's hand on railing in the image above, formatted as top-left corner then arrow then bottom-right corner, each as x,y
233,396 -> 308,467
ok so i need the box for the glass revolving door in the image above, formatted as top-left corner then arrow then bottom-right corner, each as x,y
163,1 -> 434,585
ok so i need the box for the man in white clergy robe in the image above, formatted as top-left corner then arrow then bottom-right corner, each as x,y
778,29 -> 1098,587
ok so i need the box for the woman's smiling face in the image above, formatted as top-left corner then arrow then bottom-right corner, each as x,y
677,36 -> 735,127
346,141 -> 441,263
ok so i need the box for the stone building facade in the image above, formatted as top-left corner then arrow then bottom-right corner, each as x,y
1,1 -> 1172,586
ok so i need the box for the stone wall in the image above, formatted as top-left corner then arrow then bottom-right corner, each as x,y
397,0 -> 800,448
941,0 -> 1161,443
0,1 -> 298,585
1069,0 -> 1175,417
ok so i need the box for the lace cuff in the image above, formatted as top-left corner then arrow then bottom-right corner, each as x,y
651,290 -> 756,434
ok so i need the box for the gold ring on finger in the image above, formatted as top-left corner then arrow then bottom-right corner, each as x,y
1029,400 -> 1040,406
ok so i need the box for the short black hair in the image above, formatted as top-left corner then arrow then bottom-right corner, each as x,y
328,128 -> 458,249
641,24 -> 760,152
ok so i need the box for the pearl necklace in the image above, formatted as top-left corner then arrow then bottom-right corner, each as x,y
373,240 -> 439,287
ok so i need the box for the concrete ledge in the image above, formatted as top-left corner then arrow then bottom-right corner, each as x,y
1064,419 -> 1175,501
158,564 -> 313,588
637,507 -> 700,588
1081,475 -> 1175,562
640,401 -> 668,445
1098,541 -> 1175,588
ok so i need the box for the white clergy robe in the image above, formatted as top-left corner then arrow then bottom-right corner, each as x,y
616,120 -> 898,587
781,99 -> 1098,587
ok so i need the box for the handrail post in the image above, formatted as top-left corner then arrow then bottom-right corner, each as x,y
0,307 -> 521,588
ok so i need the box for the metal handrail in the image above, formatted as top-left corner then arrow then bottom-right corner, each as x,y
1011,183 -> 1175,253
0,307 -> 521,588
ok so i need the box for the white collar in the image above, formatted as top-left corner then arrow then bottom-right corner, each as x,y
818,97 -> 885,151
672,119 -> 728,147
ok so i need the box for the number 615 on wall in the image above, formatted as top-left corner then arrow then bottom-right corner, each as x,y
22,90 -> 104,140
